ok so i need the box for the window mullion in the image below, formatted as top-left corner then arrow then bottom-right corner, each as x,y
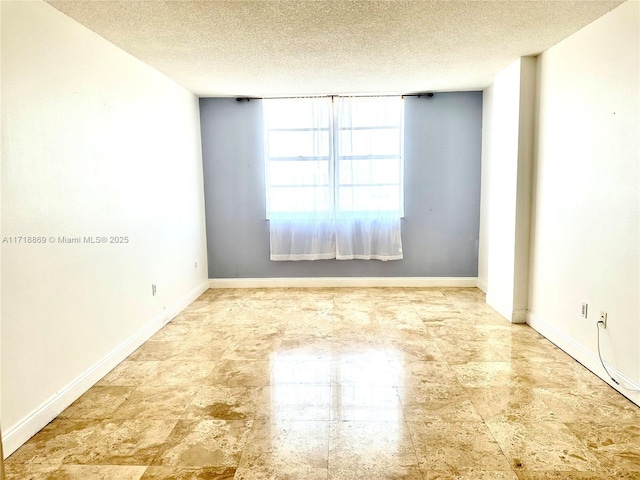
330,97 -> 338,215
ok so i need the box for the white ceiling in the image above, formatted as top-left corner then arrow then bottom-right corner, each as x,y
46,0 -> 625,97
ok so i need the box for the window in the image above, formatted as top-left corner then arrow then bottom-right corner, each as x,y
264,96 -> 404,261
264,96 -> 404,218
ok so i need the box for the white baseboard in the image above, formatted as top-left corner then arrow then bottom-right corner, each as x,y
511,309 -> 528,324
2,280 -> 209,457
476,279 -> 488,293
209,277 -> 478,289
527,311 -> 640,407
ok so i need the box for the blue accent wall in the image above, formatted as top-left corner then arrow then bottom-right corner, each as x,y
200,92 -> 482,278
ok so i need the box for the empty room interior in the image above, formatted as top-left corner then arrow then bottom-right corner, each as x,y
1,0 -> 639,479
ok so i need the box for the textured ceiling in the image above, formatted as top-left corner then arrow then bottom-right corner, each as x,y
46,0 -> 625,97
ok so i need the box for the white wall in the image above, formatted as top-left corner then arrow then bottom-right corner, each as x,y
1,0 -> 209,454
478,57 -> 535,323
528,1 -> 639,404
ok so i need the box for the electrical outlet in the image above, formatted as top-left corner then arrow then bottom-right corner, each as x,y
581,303 -> 588,318
599,311 -> 607,329
152,284 -> 157,296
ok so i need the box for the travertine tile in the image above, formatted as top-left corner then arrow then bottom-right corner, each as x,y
97,360 -> 161,386
185,385 -> 262,421
111,386 -> 199,420
259,384 -> 332,421
408,419 -> 513,472
145,361 -> 216,387
452,361 -> 516,388
205,359 -> 272,387
465,387 -> 558,423
328,421 -> 421,479
7,419 -> 101,465
390,360 -> 461,387
398,385 -> 482,422
331,385 -> 403,422
515,472 -> 617,479
565,422 -> 640,475
538,387 -> 640,424
234,419 -> 329,480
7,287 -> 639,480
58,386 -> 135,419
424,470 -> 519,479
151,419 -> 252,468
63,418 -> 178,465
5,461 -> 60,480
51,465 -> 147,480
128,341 -> 187,361
486,420 -> 601,472
140,465 -> 236,479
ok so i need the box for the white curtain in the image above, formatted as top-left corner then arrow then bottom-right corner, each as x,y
266,96 -> 403,261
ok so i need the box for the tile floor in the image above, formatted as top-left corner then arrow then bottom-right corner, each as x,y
5,288 -> 640,479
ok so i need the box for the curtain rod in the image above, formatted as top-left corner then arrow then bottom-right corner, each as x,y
235,93 -> 434,102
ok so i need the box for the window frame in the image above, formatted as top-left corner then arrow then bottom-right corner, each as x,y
264,96 -> 404,219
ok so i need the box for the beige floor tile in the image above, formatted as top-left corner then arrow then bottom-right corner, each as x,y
63,418 -> 178,465
271,357 -> 332,385
185,385 -> 262,421
398,385 -> 482,422
204,359 -> 272,387
111,386 -> 199,420
384,338 -> 443,363
7,287 -> 639,479
565,422 -> 640,475
5,461 -> 61,480
97,360 -> 161,386
390,360 -> 461,388
331,385 -> 403,422
328,421 -> 421,479
435,338 -> 512,364
424,470 -> 519,479
408,419 -> 513,472
258,384 -> 332,421
486,420 -> 601,472
465,387 -> 558,423
537,387 -> 640,425
128,341 -> 187,361
452,361 -> 517,388
6,419 -> 101,466
234,419 -> 329,480
151,419 -> 252,468
145,361 -> 217,387
331,352 -> 396,386
515,472 -> 616,479
58,386 -> 135,419
52,465 -> 147,480
140,465 -> 236,479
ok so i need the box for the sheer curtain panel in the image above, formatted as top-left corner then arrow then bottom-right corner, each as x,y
264,96 -> 404,261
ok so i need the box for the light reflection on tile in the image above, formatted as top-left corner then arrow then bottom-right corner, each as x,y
331,385 -> 403,422
7,287 -> 639,479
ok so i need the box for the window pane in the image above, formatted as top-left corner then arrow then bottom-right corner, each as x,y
264,99 -> 330,129
270,186 -> 331,213
337,98 -> 403,128
338,185 -> 400,212
339,159 -> 400,185
337,129 -> 401,157
270,160 -> 329,186
269,130 -> 330,158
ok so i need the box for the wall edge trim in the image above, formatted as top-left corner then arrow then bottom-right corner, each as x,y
2,280 -> 209,457
208,277 -> 478,288
526,311 -> 640,407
